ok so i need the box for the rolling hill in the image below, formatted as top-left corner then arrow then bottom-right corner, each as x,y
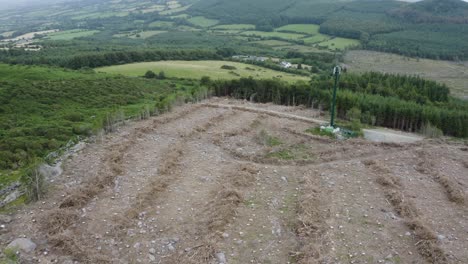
389,0 -> 468,23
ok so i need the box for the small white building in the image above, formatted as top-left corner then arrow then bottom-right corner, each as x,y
280,61 -> 292,68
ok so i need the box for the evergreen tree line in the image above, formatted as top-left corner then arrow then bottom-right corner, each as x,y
208,77 -> 467,138
0,49 -> 222,69
322,72 -> 451,104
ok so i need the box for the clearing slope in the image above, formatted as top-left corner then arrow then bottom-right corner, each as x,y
1,98 -> 467,263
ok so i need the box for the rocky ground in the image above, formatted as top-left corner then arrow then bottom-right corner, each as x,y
1,98 -> 467,264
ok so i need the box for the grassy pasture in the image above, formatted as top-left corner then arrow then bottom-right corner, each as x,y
149,21 -> 175,28
188,16 -> 219,27
170,14 -> 190,19
142,5 -> 165,13
47,29 -> 100,40
167,1 -> 182,9
97,60 -> 309,82
213,30 -> 242,35
114,31 -> 167,39
344,50 -> 468,99
160,5 -> 191,15
275,24 -> 320,35
176,25 -> 200,31
302,34 -> 331,44
0,63 -> 95,81
71,11 -> 129,20
0,31 -> 14,37
273,45 -> 331,53
317,37 -> 360,50
240,31 -> 306,40
213,24 -> 256,30
253,40 -> 293,47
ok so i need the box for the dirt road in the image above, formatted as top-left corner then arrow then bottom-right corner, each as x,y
1,99 -> 467,264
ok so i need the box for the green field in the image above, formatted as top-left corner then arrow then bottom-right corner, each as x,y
188,16 -> 219,27
47,29 -> 100,40
170,13 -> 189,19
317,37 -> 360,50
273,44 -> 331,54
114,30 -> 167,39
149,21 -> 175,28
0,63 -> 95,81
0,31 -> 14,37
141,5 -> 165,13
275,24 -> 320,35
241,31 -> 306,40
176,25 -> 200,31
253,40 -> 293,47
213,24 -> 255,30
97,61 -> 309,82
71,11 -> 129,20
213,29 -> 242,35
302,34 -> 331,44
160,5 -> 191,15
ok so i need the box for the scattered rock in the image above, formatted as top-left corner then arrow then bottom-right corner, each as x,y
0,182 -> 21,197
169,237 -> 179,244
6,238 -> 37,253
148,254 -> 156,262
0,215 -> 12,223
167,244 -> 175,251
437,234 -> 446,241
215,252 -> 226,264
2,190 -> 23,206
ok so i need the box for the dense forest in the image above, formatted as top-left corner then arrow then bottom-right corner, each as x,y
210,75 -> 467,138
389,0 -> 468,24
189,0 -> 468,60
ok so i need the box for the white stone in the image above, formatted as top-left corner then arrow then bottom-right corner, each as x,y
216,252 -> 226,264
6,238 -> 36,253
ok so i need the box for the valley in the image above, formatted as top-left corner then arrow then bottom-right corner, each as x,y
0,0 -> 467,263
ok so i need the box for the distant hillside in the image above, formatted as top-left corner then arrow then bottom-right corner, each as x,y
389,0 -> 468,23
188,0 -> 468,60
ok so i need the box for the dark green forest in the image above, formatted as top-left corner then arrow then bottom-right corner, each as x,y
210,75 -> 467,138
189,0 -> 468,60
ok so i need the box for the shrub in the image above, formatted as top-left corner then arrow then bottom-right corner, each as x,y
420,123 -> 443,138
72,124 -> 93,135
200,76 -> 211,86
306,127 -> 336,139
21,160 -> 46,201
156,71 -> 166,80
144,70 -> 156,79
221,65 -> 237,70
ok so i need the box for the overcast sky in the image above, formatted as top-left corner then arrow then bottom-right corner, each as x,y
0,0 -> 67,10
1,0 -> 468,11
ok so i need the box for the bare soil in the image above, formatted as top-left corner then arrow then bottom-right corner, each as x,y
1,98 -> 467,264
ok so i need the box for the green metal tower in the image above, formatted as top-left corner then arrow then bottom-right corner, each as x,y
330,66 -> 341,128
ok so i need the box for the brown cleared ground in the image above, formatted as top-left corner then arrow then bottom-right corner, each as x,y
344,50 -> 468,99
1,99 -> 467,264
